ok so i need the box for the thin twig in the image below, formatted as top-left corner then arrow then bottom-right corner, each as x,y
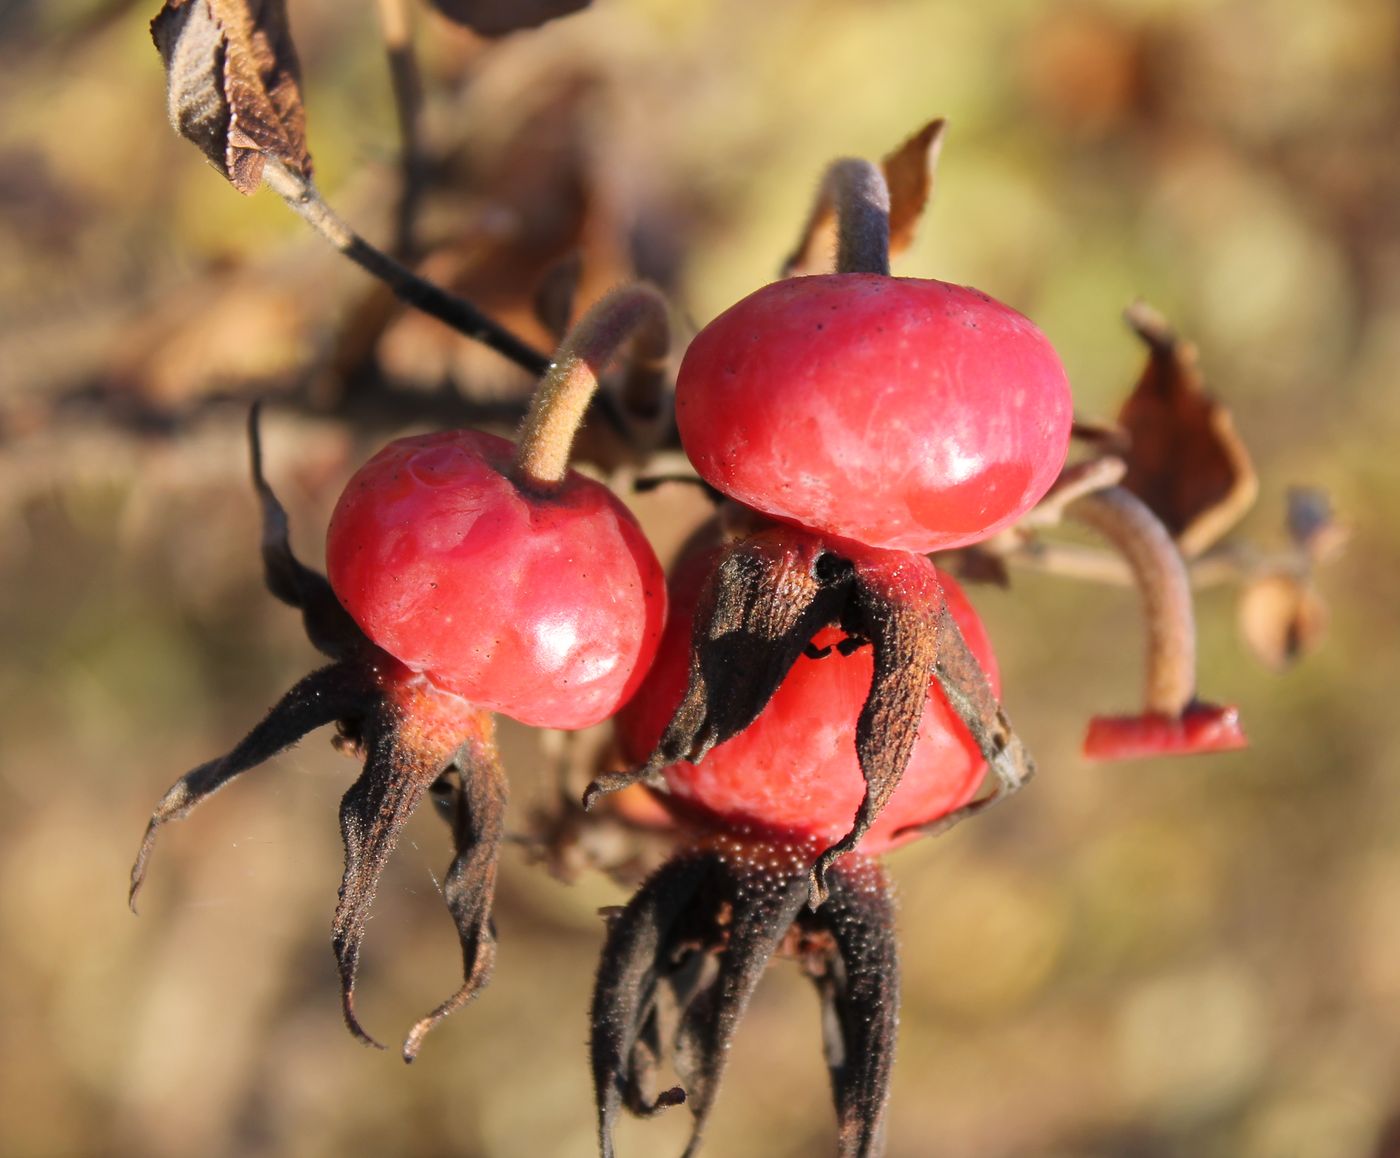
375,0 -> 427,259
262,159 -> 551,377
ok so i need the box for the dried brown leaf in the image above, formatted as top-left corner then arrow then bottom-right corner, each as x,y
426,0 -> 592,37
784,117 -> 945,276
883,118 -> 945,260
1116,302 -> 1258,557
151,0 -> 310,195
1238,572 -> 1329,671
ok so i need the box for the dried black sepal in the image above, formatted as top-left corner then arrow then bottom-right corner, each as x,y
591,841 -> 899,1157
247,401 -> 362,658
129,406 -> 507,1060
586,525 -> 1034,906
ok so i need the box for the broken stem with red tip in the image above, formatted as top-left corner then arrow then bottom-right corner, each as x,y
1067,485 -> 1246,758
1069,485 -> 1195,716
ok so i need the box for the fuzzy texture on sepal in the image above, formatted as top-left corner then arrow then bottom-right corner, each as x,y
590,836 -> 899,1157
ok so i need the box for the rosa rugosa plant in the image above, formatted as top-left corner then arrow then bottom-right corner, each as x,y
130,286 -> 668,1060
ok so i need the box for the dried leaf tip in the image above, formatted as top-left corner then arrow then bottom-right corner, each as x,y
152,0 -> 311,195
1116,302 -> 1257,558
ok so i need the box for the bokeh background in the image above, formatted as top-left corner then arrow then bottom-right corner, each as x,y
2,0 -> 1398,1155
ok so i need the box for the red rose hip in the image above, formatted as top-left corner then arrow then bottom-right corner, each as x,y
327,429 -> 665,730
616,550 -> 1000,853
676,274 -> 1073,551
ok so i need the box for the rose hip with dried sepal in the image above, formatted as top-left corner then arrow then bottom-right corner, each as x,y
588,153 -> 1040,907
130,285 -> 669,1060
589,542 -> 1003,1157
615,549 -> 1000,851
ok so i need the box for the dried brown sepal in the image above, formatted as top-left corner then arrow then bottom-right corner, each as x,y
132,411 -> 510,1057
1116,302 -> 1258,557
249,404 -> 362,658
1238,572 -> 1329,672
808,555 -> 946,904
591,853 -> 711,1155
332,682 -> 490,1050
128,660 -> 372,911
151,0 -> 310,195
787,856 -> 899,1158
585,528 -> 851,807
783,118 -> 945,277
403,730 -> 507,1061
425,0 -> 593,37
591,840 -> 898,1158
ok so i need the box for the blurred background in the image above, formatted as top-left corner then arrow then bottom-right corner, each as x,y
1,0 -> 1398,1155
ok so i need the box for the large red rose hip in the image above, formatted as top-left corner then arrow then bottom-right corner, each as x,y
616,551 -> 1000,853
676,274 -> 1073,551
327,429 -> 666,730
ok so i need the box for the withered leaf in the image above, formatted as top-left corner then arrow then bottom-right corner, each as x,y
1238,572 -> 1329,672
426,0 -> 593,37
152,0 -> 310,195
783,117 -> 945,277
883,118 -> 945,261
1116,302 -> 1258,557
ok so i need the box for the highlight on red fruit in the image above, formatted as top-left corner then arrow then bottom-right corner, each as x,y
326,429 -> 666,730
675,273 -> 1074,552
615,550 -> 1000,853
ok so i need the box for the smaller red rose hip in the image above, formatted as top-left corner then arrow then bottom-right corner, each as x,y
327,428 -> 664,730
131,286 -> 671,1061
676,273 -> 1073,552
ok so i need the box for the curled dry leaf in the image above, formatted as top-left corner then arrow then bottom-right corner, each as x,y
1238,571 -> 1329,672
1117,302 -> 1257,557
426,0 -> 593,37
884,118 -> 946,260
783,118 -> 945,277
151,0 -> 310,195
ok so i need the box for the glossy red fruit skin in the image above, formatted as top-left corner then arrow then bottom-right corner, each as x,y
327,430 -> 666,730
616,551 -> 1000,854
676,274 -> 1073,552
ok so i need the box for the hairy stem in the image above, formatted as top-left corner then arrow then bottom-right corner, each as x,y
784,157 -> 894,277
261,159 -> 550,376
1067,485 -> 1197,716
511,283 -> 670,493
